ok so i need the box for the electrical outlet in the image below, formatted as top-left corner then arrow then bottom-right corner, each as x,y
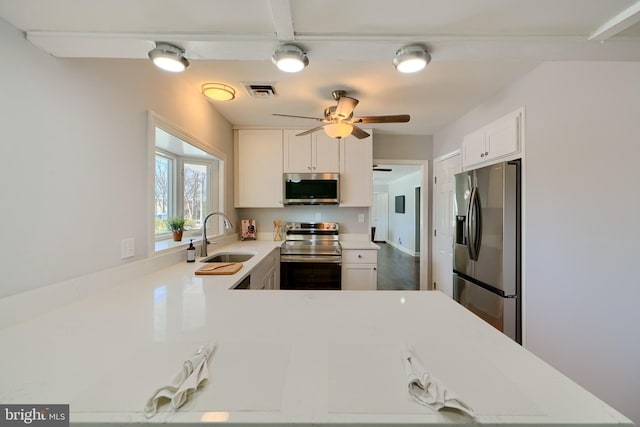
358,213 -> 365,223
121,237 -> 135,259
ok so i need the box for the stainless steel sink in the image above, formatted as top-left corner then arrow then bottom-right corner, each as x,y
200,252 -> 254,263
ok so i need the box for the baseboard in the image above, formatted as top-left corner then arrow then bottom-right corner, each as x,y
385,240 -> 420,257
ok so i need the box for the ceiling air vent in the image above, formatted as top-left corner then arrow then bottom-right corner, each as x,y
243,83 -> 277,98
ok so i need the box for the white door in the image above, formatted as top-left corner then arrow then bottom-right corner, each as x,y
432,153 -> 461,297
372,192 -> 388,242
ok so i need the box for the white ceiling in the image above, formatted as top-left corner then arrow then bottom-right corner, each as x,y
2,0 -> 640,136
373,164 -> 421,186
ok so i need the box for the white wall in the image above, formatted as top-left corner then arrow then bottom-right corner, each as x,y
0,18 -> 234,298
236,206 -> 370,236
434,61 -> 640,424
386,171 -> 421,254
373,134 -> 432,159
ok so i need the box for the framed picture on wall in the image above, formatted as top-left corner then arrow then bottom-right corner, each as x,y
395,195 -> 405,213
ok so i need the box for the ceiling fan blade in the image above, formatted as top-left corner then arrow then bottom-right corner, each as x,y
273,113 -> 324,121
296,125 -> 327,137
335,96 -> 359,119
350,124 -> 370,139
353,114 -> 411,124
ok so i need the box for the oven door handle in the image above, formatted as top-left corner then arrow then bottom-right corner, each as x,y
280,255 -> 342,264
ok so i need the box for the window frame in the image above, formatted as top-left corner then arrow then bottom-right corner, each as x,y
148,111 -> 227,254
154,149 -> 176,227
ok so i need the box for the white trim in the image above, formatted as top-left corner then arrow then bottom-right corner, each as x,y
433,149 -> 461,163
431,151 -> 462,296
385,240 -> 419,257
589,1 -> 640,41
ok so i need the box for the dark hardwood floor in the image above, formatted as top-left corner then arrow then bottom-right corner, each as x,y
376,242 -> 420,290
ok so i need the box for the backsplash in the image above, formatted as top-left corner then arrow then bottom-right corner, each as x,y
236,206 -> 370,235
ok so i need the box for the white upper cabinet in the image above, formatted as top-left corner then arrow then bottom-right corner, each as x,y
462,108 -> 523,169
235,129 -> 284,208
283,130 -> 340,173
339,132 -> 373,207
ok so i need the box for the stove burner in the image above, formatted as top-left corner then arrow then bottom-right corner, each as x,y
280,222 -> 343,290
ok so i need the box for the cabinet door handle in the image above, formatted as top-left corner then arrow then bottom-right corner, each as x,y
485,151 -> 489,155
358,254 -> 362,258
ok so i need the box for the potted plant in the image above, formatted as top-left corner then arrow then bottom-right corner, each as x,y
168,216 -> 185,241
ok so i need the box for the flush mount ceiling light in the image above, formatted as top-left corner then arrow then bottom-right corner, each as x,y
272,44 -> 309,73
393,44 -> 430,73
202,83 -> 236,101
148,42 -> 189,72
324,122 -> 353,139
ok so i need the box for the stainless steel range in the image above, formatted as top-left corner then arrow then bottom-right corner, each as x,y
280,222 -> 342,290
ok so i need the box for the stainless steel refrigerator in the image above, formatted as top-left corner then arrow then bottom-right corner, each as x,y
453,160 -> 521,344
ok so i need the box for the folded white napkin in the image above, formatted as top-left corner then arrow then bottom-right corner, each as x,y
144,344 -> 215,418
401,342 -> 475,417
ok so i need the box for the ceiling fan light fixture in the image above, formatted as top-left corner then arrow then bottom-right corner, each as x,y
393,44 -> 430,73
149,42 -> 189,72
272,44 -> 309,73
324,122 -> 352,139
202,83 -> 236,101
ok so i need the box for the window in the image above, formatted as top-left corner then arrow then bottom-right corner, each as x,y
149,112 -> 226,252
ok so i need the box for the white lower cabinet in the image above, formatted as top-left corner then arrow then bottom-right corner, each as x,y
250,249 -> 279,290
342,249 -> 378,290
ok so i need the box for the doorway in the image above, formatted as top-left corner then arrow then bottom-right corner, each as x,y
372,159 -> 429,290
372,192 -> 388,242
414,186 -> 421,253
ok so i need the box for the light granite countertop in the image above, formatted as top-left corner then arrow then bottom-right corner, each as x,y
0,239 -> 632,426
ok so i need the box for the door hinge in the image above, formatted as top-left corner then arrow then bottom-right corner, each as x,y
434,176 -> 437,184
433,228 -> 437,237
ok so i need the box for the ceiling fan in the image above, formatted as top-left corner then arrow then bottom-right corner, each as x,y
273,90 -> 410,139
373,164 -> 392,172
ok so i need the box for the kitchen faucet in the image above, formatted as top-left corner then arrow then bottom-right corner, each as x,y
201,211 -> 233,257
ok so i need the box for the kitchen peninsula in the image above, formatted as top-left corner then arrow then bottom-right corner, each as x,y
0,241 -> 631,426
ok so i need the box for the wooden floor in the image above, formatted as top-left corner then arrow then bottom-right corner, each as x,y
376,242 -> 420,290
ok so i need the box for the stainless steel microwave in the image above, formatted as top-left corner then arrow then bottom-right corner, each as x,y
283,173 -> 340,205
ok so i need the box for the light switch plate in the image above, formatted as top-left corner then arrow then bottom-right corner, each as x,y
315,212 -> 321,221
358,213 -> 365,223
121,237 -> 135,259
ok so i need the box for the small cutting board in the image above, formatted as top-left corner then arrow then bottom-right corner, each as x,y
195,262 -> 242,275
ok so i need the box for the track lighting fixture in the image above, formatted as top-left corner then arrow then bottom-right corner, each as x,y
272,44 -> 309,73
393,44 -> 430,73
148,42 -> 189,72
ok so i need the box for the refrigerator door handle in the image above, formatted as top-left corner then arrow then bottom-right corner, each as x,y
466,186 -> 475,260
467,186 -> 482,261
